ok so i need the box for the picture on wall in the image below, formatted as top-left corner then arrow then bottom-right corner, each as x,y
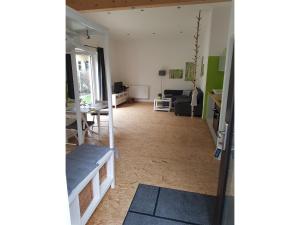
169,69 -> 183,79
185,62 -> 196,81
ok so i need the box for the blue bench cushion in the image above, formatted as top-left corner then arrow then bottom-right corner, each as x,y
66,144 -> 112,196
66,158 -> 98,195
66,144 -> 111,165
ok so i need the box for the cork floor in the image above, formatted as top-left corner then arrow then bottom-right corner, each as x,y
67,102 -> 220,225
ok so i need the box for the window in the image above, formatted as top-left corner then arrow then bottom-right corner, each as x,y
76,54 -> 94,105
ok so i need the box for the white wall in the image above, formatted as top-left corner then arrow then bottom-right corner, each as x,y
109,10 -> 212,100
209,5 -> 232,56
110,37 -> 197,100
199,10 -> 212,93
198,4 -> 231,98
75,5 -> 231,101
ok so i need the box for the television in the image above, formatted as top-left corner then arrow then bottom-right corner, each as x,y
113,82 -> 124,93
159,70 -> 166,76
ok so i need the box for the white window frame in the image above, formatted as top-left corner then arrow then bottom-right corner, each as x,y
74,49 -> 99,105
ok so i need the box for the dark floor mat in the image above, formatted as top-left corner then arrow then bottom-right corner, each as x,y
155,187 -> 216,225
123,184 -> 216,225
129,184 -> 159,214
123,212 -> 191,225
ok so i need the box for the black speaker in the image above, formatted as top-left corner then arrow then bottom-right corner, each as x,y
158,70 -> 166,76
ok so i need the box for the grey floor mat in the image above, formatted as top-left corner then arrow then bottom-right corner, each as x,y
124,212 -> 191,225
129,184 -> 159,214
155,187 -> 216,225
123,184 -> 216,225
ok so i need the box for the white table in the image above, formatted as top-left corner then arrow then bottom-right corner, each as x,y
66,102 -> 108,140
153,98 -> 172,112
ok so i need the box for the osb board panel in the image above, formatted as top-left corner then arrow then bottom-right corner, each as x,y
99,163 -> 107,183
67,0 -> 231,12
66,102 -> 219,225
79,181 -> 93,217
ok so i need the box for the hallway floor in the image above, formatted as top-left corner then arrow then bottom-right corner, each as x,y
67,102 -> 220,225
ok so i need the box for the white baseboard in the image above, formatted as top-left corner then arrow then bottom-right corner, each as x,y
133,99 -> 153,103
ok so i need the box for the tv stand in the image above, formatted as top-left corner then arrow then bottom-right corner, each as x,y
112,91 -> 129,108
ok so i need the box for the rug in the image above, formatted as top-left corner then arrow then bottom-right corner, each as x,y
123,184 -> 216,225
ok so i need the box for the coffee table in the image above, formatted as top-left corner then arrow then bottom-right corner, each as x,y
153,98 -> 172,112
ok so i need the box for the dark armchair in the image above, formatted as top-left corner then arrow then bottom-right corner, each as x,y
174,88 -> 203,117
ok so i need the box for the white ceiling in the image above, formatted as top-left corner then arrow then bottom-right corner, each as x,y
66,17 -> 99,37
81,2 -> 231,40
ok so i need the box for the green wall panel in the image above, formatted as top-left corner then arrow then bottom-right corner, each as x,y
203,56 -> 224,119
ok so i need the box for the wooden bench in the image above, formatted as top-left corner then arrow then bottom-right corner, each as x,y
66,144 -> 115,225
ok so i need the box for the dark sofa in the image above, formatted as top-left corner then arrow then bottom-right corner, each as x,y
164,90 -> 184,106
163,89 -> 203,117
174,88 -> 203,117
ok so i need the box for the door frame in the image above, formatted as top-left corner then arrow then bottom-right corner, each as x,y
218,4 -> 234,138
213,48 -> 234,225
213,6 -> 234,222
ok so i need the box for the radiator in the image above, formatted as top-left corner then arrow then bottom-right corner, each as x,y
128,85 -> 149,99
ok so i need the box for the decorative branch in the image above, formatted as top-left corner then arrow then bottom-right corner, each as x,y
190,10 -> 202,118
192,10 -> 201,89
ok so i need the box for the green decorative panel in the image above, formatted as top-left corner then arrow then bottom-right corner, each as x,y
202,56 -> 224,119
185,62 -> 196,81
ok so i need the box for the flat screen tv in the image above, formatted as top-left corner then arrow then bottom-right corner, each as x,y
114,82 -> 124,93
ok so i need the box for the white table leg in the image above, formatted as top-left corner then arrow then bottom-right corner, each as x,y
97,112 -> 101,140
81,112 -> 87,139
82,112 -> 86,130
108,153 -> 115,188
